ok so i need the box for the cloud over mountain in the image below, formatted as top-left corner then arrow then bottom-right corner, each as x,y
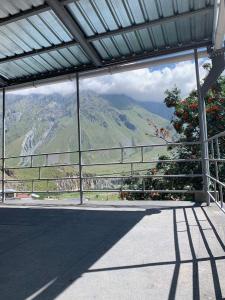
10,59 -> 208,103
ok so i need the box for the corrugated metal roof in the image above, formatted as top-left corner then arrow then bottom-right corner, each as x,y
67,0 -> 214,61
0,0 -> 216,86
0,0 -> 45,18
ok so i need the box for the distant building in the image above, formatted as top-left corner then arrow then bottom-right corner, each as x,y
0,189 -> 16,199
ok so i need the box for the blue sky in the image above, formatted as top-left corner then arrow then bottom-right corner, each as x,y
10,58 -> 208,103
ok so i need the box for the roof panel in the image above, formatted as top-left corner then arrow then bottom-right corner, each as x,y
138,29 -> 154,51
28,14 -> 62,45
142,0 -> 161,20
112,35 -> 132,55
22,57 -> 47,73
0,26 -> 33,53
0,0 -> 216,86
0,0 -> 44,18
91,40 -> 111,60
0,61 -> 30,79
39,11 -> 73,42
58,48 -> 80,66
125,0 -> 146,24
0,10 -> 74,61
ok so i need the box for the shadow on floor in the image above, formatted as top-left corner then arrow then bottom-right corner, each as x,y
0,204 -> 224,299
0,207 -> 160,300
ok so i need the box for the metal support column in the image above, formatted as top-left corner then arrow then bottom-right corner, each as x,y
76,73 -> 83,204
194,49 -> 210,205
1,88 -> 5,203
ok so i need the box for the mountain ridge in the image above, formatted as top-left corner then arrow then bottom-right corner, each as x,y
4,91 -> 173,162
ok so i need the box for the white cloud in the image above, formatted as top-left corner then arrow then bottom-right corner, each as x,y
9,80 -> 75,96
80,59 -> 208,102
9,59 -> 208,102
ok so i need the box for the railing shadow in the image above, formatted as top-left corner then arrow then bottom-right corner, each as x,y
167,204 -> 225,300
0,204 -> 224,299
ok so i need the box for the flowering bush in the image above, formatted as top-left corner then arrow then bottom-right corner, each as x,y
126,69 -> 225,200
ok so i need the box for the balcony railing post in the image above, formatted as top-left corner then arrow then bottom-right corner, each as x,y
1,88 -> 5,203
194,49 -> 210,205
76,73 -> 83,204
215,138 -> 223,207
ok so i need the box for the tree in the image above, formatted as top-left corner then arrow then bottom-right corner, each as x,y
125,65 -> 225,200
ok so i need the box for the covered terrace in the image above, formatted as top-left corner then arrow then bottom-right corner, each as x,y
0,0 -> 224,299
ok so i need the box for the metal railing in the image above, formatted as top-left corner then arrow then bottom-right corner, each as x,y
206,130 -> 225,213
0,141 -> 204,203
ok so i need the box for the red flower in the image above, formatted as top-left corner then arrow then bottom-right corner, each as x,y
183,111 -> 189,121
207,97 -> 214,103
189,103 -> 198,110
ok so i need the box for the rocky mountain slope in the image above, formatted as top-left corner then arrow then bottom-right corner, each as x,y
3,91 -> 173,165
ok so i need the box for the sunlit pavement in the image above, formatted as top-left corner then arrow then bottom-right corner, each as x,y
0,201 -> 224,300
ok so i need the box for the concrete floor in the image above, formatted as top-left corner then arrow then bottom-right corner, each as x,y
0,201 -> 224,300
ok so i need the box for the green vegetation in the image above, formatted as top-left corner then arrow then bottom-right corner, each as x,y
126,64 -> 225,200
3,91 -> 173,197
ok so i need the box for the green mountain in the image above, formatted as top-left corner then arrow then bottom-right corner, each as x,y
4,91 -> 173,167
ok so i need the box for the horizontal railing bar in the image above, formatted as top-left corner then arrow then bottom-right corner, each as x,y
82,159 -> 201,167
4,158 -> 201,170
10,190 -> 79,194
5,177 -> 80,182
7,189 -> 203,194
208,191 -> 225,214
82,189 -> 202,193
5,173 -> 203,183
82,174 -> 203,179
1,141 -> 201,161
207,174 -> 225,188
5,163 -> 79,170
5,150 -> 79,160
206,130 -> 225,142
208,158 -> 225,162
81,142 -> 201,153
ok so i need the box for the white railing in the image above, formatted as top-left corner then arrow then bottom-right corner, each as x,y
0,141 -> 204,203
206,130 -> 225,212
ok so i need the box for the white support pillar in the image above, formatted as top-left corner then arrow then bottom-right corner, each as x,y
76,73 -> 83,204
194,49 -> 210,205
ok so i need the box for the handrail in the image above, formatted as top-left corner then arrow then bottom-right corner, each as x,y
1,142 -> 204,200
2,141 -> 200,160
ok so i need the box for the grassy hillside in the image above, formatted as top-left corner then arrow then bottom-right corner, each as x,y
2,91 -> 173,193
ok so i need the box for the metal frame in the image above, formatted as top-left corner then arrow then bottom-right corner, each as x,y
2,142 -> 203,199
0,1 -> 214,86
0,6 -> 212,67
6,41 -> 211,90
0,47 -> 224,208
0,1 -> 224,207
206,131 -> 225,213
1,88 -> 5,203
46,0 -> 102,66
194,49 -> 210,205
0,1 -> 213,28
76,73 -> 83,204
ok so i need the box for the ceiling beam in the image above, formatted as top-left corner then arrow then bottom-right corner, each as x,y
0,40 -> 79,64
0,1 -> 214,28
45,0 -> 102,66
6,41 -> 211,89
0,76 -> 8,87
0,0 -> 75,26
0,7 -> 213,66
89,6 -> 214,42
0,3 -> 49,26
